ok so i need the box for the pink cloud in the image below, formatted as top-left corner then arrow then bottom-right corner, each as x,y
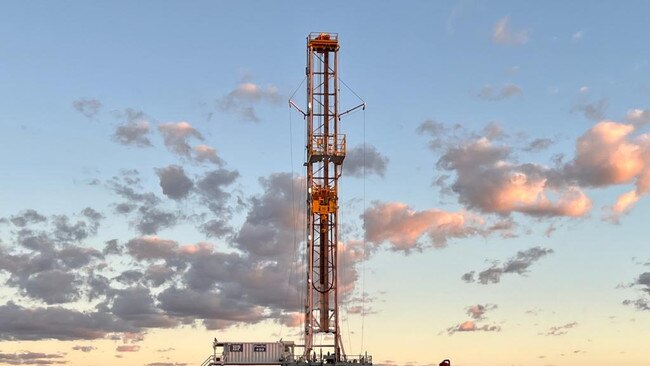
363,202 -> 483,250
116,345 -> 140,352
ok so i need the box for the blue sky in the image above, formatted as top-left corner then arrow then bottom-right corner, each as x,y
1,1 -> 650,366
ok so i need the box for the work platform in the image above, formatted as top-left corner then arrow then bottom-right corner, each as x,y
200,341 -> 372,366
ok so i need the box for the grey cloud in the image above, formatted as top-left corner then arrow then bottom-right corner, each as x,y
524,138 -> 553,152
9,209 -> 47,227
0,351 -> 66,365
158,287 -> 265,323
107,171 -> 179,234
156,165 -> 194,200
196,168 -> 239,214
144,265 -> 176,287
462,247 -> 554,285
109,287 -> 179,328
637,272 -> 650,289
135,206 -> 179,235
193,145 -> 224,166
200,219 -> 233,239
572,98 -> 608,121
466,304 -> 498,320
234,173 -> 303,258
72,345 -> 96,352
344,144 -> 389,178
482,121 -> 507,141
73,98 -> 102,119
626,108 -> 650,126
114,270 -> 144,285
113,115 -> 152,147
461,271 -> 475,283
477,84 -> 522,101
103,239 -> 123,255
623,272 -> 650,311
158,122 -> 203,158
217,82 -> 282,122
545,321 -> 578,336
17,269 -> 80,304
0,302 -> 136,340
126,236 -> 178,261
622,298 -> 650,311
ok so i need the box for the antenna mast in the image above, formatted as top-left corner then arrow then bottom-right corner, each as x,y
304,32 -> 344,360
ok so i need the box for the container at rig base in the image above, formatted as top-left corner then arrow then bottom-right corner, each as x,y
220,341 -> 292,365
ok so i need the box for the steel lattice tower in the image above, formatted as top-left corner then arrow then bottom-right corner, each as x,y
304,32 -> 344,360
204,33 -> 373,366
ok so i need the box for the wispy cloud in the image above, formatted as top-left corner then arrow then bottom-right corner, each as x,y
73,98 -> 102,119
477,83 -> 523,101
462,247 -> 554,284
492,17 -> 529,45
545,321 -> 578,336
217,81 -> 282,122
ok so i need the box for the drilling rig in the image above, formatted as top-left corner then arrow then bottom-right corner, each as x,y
201,32 -> 371,366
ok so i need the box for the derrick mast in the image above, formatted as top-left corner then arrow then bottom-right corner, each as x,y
203,32 -> 374,366
304,32 -> 345,360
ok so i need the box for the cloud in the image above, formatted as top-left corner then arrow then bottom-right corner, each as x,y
17,269 -> 81,304
196,168 -> 240,214
116,345 -> 140,352
9,209 -> 48,227
446,320 -> 501,335
108,170 -> 181,234
109,287 -> 178,328
217,82 -> 282,122
0,209 -> 106,304
572,98 -> 608,121
523,138 -> 554,153
193,145 -> 224,166
462,247 -> 554,284
0,351 -> 66,365
437,137 -> 591,217
477,84 -> 523,101
344,144 -> 389,178
278,312 -> 304,327
158,122 -> 203,158
492,17 -> 529,45
126,236 -> 179,261
73,98 -> 102,119
72,345 -> 96,352
626,108 -> 650,126
113,109 -> 152,147
155,165 -> 194,200
572,30 -> 585,41
445,303 -> 501,335
0,302 -> 136,340
564,121 -> 650,218
545,321 -> 578,336
623,272 -> 650,311
135,208 -> 180,235
362,201 -> 484,251
157,287 -> 266,326
466,304 -> 498,320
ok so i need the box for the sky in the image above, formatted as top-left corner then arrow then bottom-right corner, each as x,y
1,1 -> 650,366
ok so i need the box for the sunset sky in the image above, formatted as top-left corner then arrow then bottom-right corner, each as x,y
1,1 -> 650,366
